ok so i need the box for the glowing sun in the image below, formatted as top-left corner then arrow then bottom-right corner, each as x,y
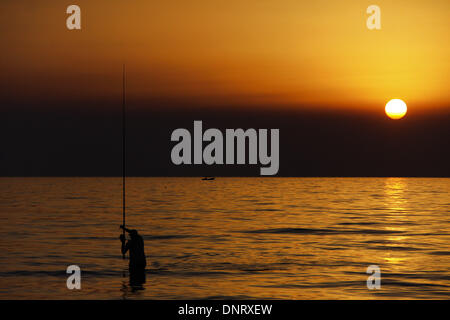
385,99 -> 407,120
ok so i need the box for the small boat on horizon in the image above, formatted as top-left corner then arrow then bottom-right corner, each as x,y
202,177 -> 215,181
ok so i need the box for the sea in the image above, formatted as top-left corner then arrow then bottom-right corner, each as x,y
0,177 -> 449,299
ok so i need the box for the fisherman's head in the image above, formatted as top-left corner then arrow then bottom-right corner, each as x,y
129,229 -> 138,238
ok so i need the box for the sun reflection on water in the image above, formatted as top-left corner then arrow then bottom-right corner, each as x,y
384,178 -> 409,213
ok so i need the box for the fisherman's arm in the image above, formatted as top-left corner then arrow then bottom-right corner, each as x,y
119,234 -> 129,254
120,225 -> 132,233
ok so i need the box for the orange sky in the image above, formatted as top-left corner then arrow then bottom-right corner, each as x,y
1,0 -> 449,111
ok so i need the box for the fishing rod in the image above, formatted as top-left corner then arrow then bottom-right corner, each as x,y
122,64 -> 126,259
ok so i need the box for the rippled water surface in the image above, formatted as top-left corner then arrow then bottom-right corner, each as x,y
0,177 -> 449,299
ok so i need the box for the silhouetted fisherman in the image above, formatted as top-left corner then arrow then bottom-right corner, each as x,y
119,225 -> 147,289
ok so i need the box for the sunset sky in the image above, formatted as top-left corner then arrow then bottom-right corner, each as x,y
1,0 -> 449,111
1,1 -> 449,177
